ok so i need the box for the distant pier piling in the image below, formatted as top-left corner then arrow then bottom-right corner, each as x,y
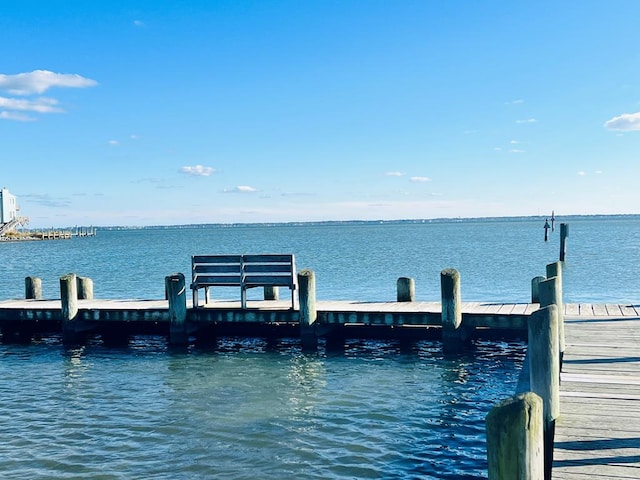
76,276 -> 94,300
298,269 -> 317,351
25,276 -> 42,300
397,277 -> 415,302
559,223 -> 568,261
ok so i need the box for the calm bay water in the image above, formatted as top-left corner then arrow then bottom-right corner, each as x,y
0,216 -> 638,478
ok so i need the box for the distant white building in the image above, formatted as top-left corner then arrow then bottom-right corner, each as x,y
0,188 -> 18,223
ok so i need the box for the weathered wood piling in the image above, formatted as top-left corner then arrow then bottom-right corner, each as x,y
559,223 -> 568,261
486,392 -> 544,479
440,268 -> 469,352
298,269 -> 317,351
25,276 -> 42,300
166,273 -> 188,345
397,277 -> 415,302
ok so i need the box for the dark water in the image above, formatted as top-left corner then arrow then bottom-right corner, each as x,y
0,216 -> 637,478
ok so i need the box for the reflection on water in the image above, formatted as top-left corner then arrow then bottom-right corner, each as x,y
0,337 -> 526,479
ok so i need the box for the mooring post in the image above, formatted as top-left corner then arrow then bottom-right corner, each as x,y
528,304 -> 560,480
545,262 -> 565,357
298,269 -> 317,351
166,273 -> 188,345
76,276 -> 94,300
264,286 -> 279,301
25,276 -> 42,300
486,392 -> 544,480
60,273 -> 80,344
559,223 -> 568,261
397,277 -> 415,302
531,276 -> 545,304
441,268 -> 468,352
544,218 -> 550,242
539,275 -> 565,360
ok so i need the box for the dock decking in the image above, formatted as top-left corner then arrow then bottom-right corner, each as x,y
553,314 -> 640,479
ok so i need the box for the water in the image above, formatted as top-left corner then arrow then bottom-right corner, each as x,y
0,216 -> 638,478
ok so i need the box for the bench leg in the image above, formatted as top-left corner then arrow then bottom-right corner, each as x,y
192,288 -> 199,308
241,288 -> 247,309
205,286 -> 211,305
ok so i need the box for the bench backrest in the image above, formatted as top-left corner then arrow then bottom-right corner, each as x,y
191,254 -> 296,288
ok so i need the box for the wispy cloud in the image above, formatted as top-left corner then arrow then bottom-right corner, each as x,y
0,70 -> 97,95
225,185 -> 257,193
108,140 -> 119,146
578,171 -> 586,176
0,110 -> 34,121
505,99 -> 525,105
516,118 -> 537,124
410,176 -> 431,183
384,171 -> 404,177
20,193 -> 72,208
604,112 -> 640,131
180,165 -> 216,176
509,149 -> 525,153
0,96 -> 63,113
133,20 -> 145,27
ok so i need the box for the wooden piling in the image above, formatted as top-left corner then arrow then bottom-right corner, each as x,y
60,273 -> 80,343
545,262 -> 565,356
544,219 -> 550,242
528,304 -> 559,479
264,286 -> 279,301
397,277 -> 415,302
559,223 -> 568,261
77,276 -> 94,300
530,276 -> 544,304
539,275 -> 565,357
25,276 -> 42,300
441,268 -> 468,351
298,269 -> 317,351
486,392 -> 544,480
166,273 -> 188,345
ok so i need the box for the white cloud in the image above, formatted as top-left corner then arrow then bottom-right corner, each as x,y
229,185 -> 258,193
516,118 -> 537,124
578,171 -> 586,176
410,176 -> 431,183
0,110 -> 34,121
0,96 -> 63,113
604,112 -> 640,131
180,165 -> 216,176
505,99 -> 525,105
108,140 -> 119,146
384,171 -> 404,177
133,20 -> 145,27
0,70 -> 98,95
509,149 -> 525,153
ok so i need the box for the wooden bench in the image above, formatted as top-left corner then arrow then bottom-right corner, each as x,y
190,254 -> 297,309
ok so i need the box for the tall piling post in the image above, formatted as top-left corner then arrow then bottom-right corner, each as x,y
545,262 -> 565,357
60,273 -> 81,344
397,277 -> 415,302
166,273 -> 188,345
559,223 -> 568,261
25,276 -> 42,300
441,268 -> 468,352
486,392 -> 544,480
76,276 -> 94,300
298,269 -> 318,351
528,304 -> 560,480
531,276 -> 545,304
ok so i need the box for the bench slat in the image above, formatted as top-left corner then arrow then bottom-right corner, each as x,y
244,275 -> 296,287
243,254 -> 294,263
192,255 -> 243,264
194,264 -> 242,274
193,275 -> 242,286
244,264 -> 294,274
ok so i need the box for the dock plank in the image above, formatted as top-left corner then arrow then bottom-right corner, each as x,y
553,310 -> 640,479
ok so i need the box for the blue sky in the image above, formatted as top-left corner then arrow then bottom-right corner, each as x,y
1,1 -> 639,227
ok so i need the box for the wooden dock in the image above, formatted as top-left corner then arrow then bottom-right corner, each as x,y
0,298 -> 638,340
552,313 -> 640,479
